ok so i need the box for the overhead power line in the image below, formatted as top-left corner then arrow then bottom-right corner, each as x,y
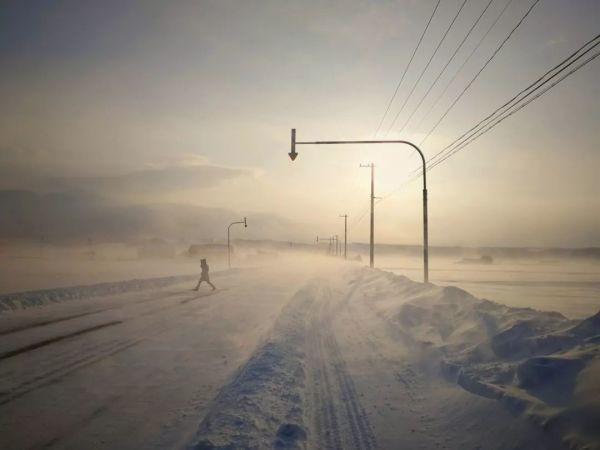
424,33 -> 600,170
349,201 -> 372,230
418,0 -> 542,147
396,0 -> 497,136
426,45 -> 600,172
414,0 -> 516,132
381,32 -> 600,206
384,0 -> 470,137
373,0 -> 442,138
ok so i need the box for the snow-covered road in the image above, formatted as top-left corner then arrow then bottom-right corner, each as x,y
1,260 -> 597,449
0,265 -> 313,449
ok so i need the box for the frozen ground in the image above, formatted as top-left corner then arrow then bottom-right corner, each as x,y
0,250 -> 202,295
0,256 -> 598,449
380,255 -> 600,319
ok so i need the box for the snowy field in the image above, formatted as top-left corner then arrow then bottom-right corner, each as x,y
0,245 -> 207,295
380,255 -> 600,319
0,254 -> 598,449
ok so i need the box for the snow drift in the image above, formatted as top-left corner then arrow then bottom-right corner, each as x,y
349,268 -> 600,449
188,283 -> 317,449
0,274 -> 198,312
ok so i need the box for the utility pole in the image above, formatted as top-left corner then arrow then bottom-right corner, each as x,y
339,214 -> 347,259
335,235 -> 339,256
360,163 -> 375,268
227,217 -> 247,269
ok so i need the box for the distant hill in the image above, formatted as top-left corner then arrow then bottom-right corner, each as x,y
0,190 -> 312,244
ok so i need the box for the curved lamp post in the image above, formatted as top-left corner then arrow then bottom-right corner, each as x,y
289,128 -> 429,283
227,217 -> 247,269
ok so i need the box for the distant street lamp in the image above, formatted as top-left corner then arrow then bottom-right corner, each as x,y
288,128 -> 429,283
227,217 -> 247,269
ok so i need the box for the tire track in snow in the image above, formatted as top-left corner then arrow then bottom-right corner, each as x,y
308,295 -> 343,449
306,279 -> 377,450
0,320 -> 122,361
0,289 -> 193,337
35,399 -> 117,450
0,290 -> 220,406
325,330 -> 377,450
0,290 -> 216,367
0,338 -> 142,406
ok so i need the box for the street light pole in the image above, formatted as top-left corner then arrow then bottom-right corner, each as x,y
360,163 -> 375,268
227,217 -> 247,269
339,214 -> 348,259
289,128 -> 429,283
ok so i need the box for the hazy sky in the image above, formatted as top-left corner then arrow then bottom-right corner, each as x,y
1,0 -> 599,247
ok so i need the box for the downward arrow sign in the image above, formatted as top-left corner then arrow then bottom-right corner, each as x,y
289,128 -> 298,161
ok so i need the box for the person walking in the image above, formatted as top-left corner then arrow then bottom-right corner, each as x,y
193,258 -> 216,291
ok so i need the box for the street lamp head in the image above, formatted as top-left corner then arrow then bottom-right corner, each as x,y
288,128 -> 298,161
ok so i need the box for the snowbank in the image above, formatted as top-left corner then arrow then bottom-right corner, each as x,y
0,274 -> 198,312
188,283 -> 318,449
353,268 -> 600,449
